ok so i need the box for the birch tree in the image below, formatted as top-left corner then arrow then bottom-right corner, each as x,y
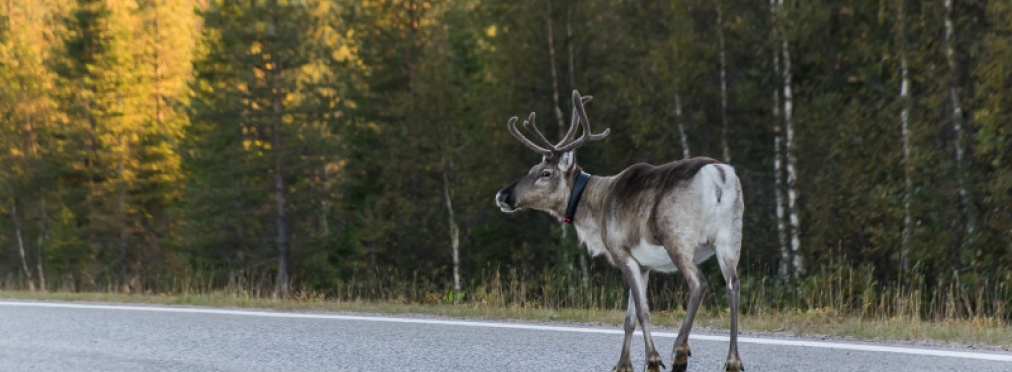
671,3 -> 689,160
716,2 -> 730,163
566,4 -> 590,284
943,0 -> 975,241
769,0 -> 788,279
9,200 -> 35,291
442,168 -> 461,298
546,2 -> 565,140
897,0 -> 912,270
772,0 -> 801,276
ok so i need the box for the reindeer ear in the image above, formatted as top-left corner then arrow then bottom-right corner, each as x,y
558,151 -> 575,172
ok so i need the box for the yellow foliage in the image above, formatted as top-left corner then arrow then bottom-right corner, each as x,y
334,45 -> 353,62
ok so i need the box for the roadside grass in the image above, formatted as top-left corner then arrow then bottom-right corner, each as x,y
3,261 -> 1010,350
3,289 -> 1010,351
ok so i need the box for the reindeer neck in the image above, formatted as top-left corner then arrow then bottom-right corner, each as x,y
563,171 -> 592,223
570,174 -> 611,228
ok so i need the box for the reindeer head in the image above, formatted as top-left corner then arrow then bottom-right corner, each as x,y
495,90 -> 610,221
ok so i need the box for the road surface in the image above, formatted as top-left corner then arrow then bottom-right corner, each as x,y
1,300 -> 1009,371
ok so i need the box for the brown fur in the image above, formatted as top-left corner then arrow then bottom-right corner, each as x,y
602,157 -> 719,247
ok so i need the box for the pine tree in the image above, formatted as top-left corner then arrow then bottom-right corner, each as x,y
973,0 -> 1012,268
130,0 -> 195,278
189,0 -> 333,297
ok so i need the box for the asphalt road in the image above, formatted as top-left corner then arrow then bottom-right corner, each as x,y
1,300 -> 1010,372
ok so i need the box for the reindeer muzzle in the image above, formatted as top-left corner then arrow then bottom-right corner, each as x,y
495,181 -> 519,212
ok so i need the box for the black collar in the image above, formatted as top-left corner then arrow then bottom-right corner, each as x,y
563,172 -> 591,224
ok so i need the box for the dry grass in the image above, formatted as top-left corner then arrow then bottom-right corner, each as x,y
3,290 -> 1010,351
3,262 -> 1009,351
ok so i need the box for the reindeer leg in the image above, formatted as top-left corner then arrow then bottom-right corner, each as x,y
618,262 -> 663,372
610,291 -> 636,372
666,248 -> 708,372
717,230 -> 744,372
636,269 -> 664,372
721,269 -> 743,372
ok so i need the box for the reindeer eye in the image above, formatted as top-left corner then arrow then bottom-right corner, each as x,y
541,171 -> 552,178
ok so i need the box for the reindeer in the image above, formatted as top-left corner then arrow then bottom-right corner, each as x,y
495,91 -> 744,372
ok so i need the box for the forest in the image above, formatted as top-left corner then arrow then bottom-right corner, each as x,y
1,0 -> 1010,320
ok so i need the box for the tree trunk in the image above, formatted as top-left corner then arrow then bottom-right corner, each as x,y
717,3 -> 731,163
11,199 -> 36,292
118,134 -> 128,289
316,118 -> 330,237
900,62 -> 913,271
567,6 -> 575,93
37,196 -> 47,291
898,1 -> 913,272
546,2 -> 578,274
770,0 -> 789,280
675,94 -> 690,159
85,88 -> 97,260
546,2 -> 565,139
153,5 -> 163,127
321,161 -> 330,236
944,0 -> 974,242
442,170 -> 461,300
271,5 -> 290,299
779,0 -> 802,275
567,7 -> 588,285
25,93 -> 47,291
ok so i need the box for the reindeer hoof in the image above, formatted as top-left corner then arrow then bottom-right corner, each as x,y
610,362 -> 634,372
723,359 -> 744,372
670,344 -> 691,372
646,352 -> 665,372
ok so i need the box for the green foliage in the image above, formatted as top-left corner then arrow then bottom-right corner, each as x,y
185,0 -> 339,295
442,289 -> 465,304
0,0 -> 1010,320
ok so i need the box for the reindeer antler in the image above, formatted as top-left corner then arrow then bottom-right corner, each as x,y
507,115 -> 553,156
556,95 -> 593,147
507,90 -> 609,156
522,112 -> 555,150
554,90 -> 610,153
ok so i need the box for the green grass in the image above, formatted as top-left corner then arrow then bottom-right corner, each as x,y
3,289 -> 1010,351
